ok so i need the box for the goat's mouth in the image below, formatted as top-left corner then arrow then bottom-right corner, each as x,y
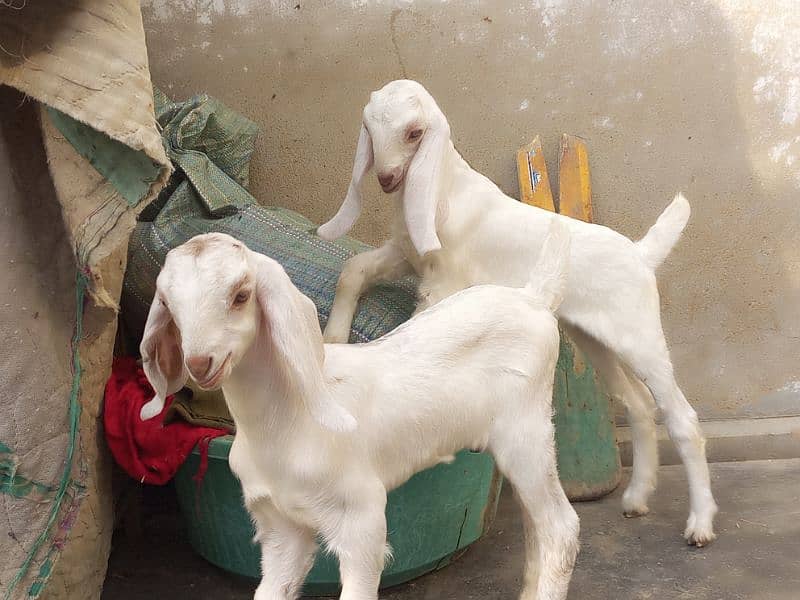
196,353 -> 231,390
380,177 -> 404,194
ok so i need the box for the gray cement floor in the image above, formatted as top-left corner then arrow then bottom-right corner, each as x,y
102,459 -> 800,599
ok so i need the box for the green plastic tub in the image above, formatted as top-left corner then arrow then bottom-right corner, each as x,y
175,437 -> 502,595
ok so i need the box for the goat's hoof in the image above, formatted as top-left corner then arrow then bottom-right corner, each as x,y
685,528 -> 716,547
684,512 -> 717,547
621,490 -> 650,517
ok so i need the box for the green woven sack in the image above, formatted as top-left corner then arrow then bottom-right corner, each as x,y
121,91 -> 417,344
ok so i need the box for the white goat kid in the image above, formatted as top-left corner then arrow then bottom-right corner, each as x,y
317,79 -> 717,546
139,230 -> 579,600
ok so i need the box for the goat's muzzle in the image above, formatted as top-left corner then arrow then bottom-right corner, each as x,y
193,353 -> 232,390
186,355 -> 212,380
377,168 -> 404,193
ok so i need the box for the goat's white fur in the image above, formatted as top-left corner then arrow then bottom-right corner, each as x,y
318,79 -> 717,546
140,229 -> 579,600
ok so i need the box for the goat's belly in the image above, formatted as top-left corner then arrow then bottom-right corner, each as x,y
381,461 -> 435,492
378,436 -> 487,492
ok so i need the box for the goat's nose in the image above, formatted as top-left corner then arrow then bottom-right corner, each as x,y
186,355 -> 212,380
377,172 -> 395,188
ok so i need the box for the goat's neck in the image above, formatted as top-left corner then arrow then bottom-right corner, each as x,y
440,140 -> 469,199
221,341 -> 306,441
437,142 -> 484,224
449,141 -> 495,192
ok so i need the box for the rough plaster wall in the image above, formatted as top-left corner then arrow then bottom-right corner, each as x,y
141,0 -> 799,420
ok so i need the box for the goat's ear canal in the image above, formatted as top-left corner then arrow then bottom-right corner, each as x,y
252,252 -> 357,433
139,296 -> 187,421
402,106 -> 450,257
317,123 -> 374,241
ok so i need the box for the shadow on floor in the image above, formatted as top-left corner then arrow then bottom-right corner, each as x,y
102,460 -> 800,599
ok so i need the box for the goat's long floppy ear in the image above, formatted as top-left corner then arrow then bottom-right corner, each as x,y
403,105 -> 451,256
139,295 -> 187,420
317,123 -> 374,241
252,253 -> 357,433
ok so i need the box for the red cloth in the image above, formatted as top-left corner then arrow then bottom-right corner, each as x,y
103,356 -> 227,485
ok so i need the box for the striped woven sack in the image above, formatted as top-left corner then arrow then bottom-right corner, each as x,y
120,90 -> 417,347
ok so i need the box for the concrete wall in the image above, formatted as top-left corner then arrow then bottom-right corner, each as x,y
141,0 -> 799,421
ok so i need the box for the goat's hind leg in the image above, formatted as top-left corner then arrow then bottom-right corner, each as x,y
250,500 -> 318,600
324,241 -> 412,343
623,342 -> 717,545
563,325 -> 658,517
589,316 -> 718,546
619,364 -> 661,516
490,395 -> 579,600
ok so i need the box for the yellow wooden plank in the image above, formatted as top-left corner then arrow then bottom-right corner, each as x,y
516,135 -> 555,212
557,134 -> 593,223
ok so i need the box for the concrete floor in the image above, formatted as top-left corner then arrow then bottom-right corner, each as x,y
102,459 -> 800,599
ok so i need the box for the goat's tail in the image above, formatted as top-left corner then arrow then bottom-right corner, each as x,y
525,219 -> 571,312
636,193 -> 691,270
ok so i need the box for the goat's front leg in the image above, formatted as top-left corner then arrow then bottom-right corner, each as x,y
250,500 -> 318,600
322,487 -> 388,600
325,241 -> 412,343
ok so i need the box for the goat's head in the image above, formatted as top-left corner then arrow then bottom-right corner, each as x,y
317,79 -> 451,257
138,232 -> 356,433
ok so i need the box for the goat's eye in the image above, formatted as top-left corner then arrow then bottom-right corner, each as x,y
407,128 -> 423,141
233,290 -> 251,306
